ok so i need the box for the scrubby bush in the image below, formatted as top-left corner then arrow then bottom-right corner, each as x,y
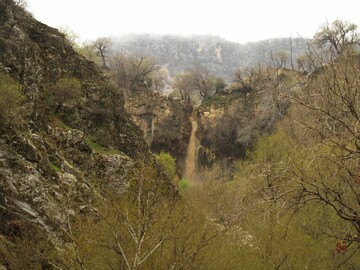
48,77 -> 81,112
178,178 -> 189,192
0,73 -> 24,126
155,151 -> 176,179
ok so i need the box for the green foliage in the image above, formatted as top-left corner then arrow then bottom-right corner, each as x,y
58,26 -> 80,48
1,224 -> 56,269
234,103 -> 360,268
48,77 -> 81,112
49,162 -> 61,172
155,151 -> 176,179
213,77 -> 227,92
55,164 -> 219,270
0,72 -> 24,126
77,40 -> 100,64
247,126 -> 294,164
85,137 -> 120,155
201,87 -> 243,108
178,178 -> 189,192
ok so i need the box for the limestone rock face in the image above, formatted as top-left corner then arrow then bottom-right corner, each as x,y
123,89 -> 192,164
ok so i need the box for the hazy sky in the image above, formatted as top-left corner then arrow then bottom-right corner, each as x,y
26,0 -> 360,44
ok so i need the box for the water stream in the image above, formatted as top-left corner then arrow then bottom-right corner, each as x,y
183,109 -> 198,180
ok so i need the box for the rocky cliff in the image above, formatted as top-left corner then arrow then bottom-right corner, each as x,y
0,1 -> 148,267
123,88 -> 192,172
197,69 -> 306,165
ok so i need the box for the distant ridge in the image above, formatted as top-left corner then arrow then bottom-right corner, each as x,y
112,34 -> 310,81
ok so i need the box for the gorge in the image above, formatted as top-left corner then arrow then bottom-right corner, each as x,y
0,1 -> 359,269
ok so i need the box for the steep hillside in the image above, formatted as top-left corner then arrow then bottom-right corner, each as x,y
113,34 -> 309,81
0,1 -> 149,267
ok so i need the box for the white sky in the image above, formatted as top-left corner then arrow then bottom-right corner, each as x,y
26,0 -> 360,44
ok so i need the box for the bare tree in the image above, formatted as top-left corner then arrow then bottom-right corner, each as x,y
127,55 -> 158,90
271,50 -> 290,69
295,21 -> 360,74
78,40 -> 98,63
190,66 -> 215,98
172,72 -> 194,102
58,26 -> 80,48
94,37 -> 112,69
110,53 -> 158,91
109,52 -> 128,88
172,67 -> 218,102
152,69 -> 167,92
234,67 -> 257,91
314,20 -> 359,55
296,52 -> 317,73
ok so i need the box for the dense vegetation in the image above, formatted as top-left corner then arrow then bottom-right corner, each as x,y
0,1 -> 359,269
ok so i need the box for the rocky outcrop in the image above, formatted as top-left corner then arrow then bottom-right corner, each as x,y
197,69 -> 306,164
123,89 -> 192,169
0,1 -> 148,267
0,0 -> 146,157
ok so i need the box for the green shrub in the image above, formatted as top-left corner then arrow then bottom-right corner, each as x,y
0,73 -> 24,125
214,77 -> 227,92
48,77 -> 81,112
85,137 -> 120,155
178,178 -> 189,192
49,161 -> 61,172
155,151 -> 176,179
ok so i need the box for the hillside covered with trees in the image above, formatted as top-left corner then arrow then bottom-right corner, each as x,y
0,1 -> 359,269
112,34 -> 309,82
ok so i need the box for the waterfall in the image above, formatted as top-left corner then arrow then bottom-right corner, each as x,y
184,109 -> 198,180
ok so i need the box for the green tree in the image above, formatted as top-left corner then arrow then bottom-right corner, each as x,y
213,77 -> 227,93
155,151 -> 176,179
242,49 -> 360,264
48,77 -> 81,112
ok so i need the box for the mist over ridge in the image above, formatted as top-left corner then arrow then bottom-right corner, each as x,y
111,34 -> 310,81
